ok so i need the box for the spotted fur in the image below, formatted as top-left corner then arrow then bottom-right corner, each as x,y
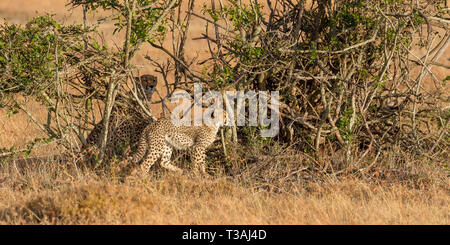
83,74 -> 157,156
128,119 -> 221,174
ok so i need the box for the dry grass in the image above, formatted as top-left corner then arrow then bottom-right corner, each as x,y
0,0 -> 448,225
0,155 -> 448,225
1,0 -> 449,151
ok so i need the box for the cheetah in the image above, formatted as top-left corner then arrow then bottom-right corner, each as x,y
126,117 -> 223,175
82,74 -> 157,158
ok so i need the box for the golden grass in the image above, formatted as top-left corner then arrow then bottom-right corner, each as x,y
1,0 -> 448,151
0,158 -> 448,225
0,0 -> 448,225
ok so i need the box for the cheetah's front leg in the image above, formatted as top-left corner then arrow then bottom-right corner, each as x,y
190,146 -> 207,175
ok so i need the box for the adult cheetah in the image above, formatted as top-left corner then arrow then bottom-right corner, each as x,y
82,74 -> 157,157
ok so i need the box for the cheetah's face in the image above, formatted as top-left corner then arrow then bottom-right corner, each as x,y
134,74 -> 157,101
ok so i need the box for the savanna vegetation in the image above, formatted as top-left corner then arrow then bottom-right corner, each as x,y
0,0 -> 448,224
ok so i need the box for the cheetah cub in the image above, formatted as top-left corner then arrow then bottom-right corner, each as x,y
127,117 -> 223,175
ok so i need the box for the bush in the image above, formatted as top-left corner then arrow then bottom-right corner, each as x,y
200,0 -> 449,168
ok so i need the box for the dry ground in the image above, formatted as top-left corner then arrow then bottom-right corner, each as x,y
0,0 -> 449,225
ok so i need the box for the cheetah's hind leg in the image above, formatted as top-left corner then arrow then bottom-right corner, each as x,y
160,145 -> 183,173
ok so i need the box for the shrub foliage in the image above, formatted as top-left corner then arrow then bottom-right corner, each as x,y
0,0 -> 448,171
